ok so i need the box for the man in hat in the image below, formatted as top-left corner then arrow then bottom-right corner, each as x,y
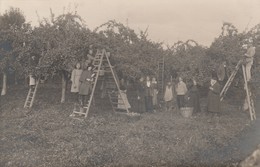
244,39 -> 256,82
207,75 -> 221,113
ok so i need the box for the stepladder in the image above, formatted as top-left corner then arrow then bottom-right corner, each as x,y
220,60 -> 242,101
157,57 -> 164,100
24,79 -> 40,109
220,59 -> 256,121
70,49 -> 132,119
242,65 -> 256,120
106,67 -> 130,113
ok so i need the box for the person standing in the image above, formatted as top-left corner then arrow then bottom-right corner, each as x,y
71,62 -> 83,110
217,61 -> 228,86
175,77 -> 188,109
244,41 -> 256,82
188,78 -> 201,113
207,76 -> 221,113
164,81 -> 174,112
28,55 -> 37,88
144,76 -> 153,113
78,64 -> 94,111
86,45 -> 95,66
151,77 -> 159,111
137,77 -> 145,113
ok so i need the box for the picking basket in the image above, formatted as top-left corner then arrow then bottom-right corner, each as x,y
180,107 -> 193,118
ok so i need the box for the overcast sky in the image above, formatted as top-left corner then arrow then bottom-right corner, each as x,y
1,0 -> 260,46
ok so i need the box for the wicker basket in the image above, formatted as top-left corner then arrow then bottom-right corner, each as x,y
180,107 -> 193,118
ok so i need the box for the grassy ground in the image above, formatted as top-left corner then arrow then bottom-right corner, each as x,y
0,82 -> 252,167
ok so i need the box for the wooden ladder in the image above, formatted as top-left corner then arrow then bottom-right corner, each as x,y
242,65 -> 256,120
106,67 -> 130,113
70,49 -> 130,118
157,56 -> 165,99
24,79 -> 40,108
220,60 -> 242,101
219,59 -> 256,121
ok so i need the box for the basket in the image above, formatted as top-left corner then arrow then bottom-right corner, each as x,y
180,107 -> 193,118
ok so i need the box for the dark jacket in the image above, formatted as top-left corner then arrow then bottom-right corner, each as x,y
79,70 -> 93,95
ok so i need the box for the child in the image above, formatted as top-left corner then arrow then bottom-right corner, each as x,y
71,62 -> 83,110
164,81 -> 174,111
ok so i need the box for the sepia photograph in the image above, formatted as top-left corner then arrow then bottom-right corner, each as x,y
0,0 -> 260,166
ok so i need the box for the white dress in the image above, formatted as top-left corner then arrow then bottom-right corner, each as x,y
29,75 -> 36,86
164,86 -> 173,102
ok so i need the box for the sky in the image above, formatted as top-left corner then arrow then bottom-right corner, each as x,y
1,0 -> 260,46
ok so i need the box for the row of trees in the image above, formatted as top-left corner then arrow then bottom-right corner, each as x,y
1,7 -> 259,102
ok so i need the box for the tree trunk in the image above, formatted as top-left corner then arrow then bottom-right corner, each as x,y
61,72 -> 67,103
1,72 -> 7,96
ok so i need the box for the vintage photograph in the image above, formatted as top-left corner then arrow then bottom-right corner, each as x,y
0,0 -> 260,166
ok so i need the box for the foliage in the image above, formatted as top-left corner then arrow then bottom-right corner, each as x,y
0,8 -> 29,74
1,7 -> 260,90
94,20 -> 164,79
164,40 -> 207,84
19,11 -> 93,78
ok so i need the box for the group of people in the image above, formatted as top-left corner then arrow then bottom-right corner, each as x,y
135,76 -> 202,114
70,61 -> 94,111
68,39 -> 258,114
70,46 -> 96,111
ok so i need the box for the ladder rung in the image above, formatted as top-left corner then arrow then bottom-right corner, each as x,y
113,107 -> 128,111
106,87 -> 116,90
111,101 -> 125,105
108,91 -> 118,94
108,95 -> 118,99
94,58 -> 107,61
106,81 -> 115,84
106,76 -> 114,78
106,85 -> 116,88
73,111 -> 86,115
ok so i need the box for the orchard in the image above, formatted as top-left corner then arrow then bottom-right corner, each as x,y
0,7 -> 260,167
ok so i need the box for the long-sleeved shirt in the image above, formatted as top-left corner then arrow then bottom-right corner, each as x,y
245,46 -> 256,60
176,81 -> 187,95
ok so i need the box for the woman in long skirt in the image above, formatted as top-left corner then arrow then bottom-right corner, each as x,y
207,76 -> 221,113
188,78 -> 201,113
151,77 -> 158,111
164,81 -> 174,111
71,62 -> 83,110
79,65 -> 94,110
137,77 -> 146,113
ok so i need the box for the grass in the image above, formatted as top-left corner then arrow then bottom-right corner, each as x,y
0,82 -> 252,167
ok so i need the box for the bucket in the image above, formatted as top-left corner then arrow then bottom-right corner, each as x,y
180,107 -> 193,118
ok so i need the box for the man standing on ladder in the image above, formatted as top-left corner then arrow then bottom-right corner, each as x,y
244,38 -> 256,82
243,38 -> 256,112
